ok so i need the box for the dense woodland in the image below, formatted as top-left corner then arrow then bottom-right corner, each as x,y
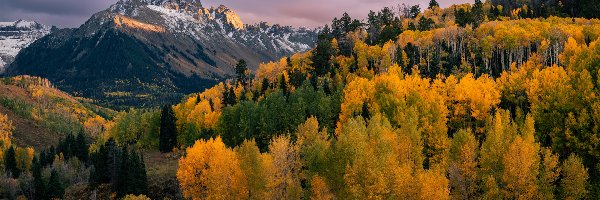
2,0 -> 600,199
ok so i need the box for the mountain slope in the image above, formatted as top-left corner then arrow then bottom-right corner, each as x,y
0,76 -> 114,149
0,20 -> 50,73
7,0 -> 317,109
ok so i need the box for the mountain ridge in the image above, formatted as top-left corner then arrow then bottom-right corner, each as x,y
0,20 -> 50,73
7,0 -> 317,109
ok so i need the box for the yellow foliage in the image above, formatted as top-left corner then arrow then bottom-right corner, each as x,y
310,175 -> 335,200
266,135 -> 302,200
417,170 -> 450,200
15,147 -> 34,172
451,73 -> 501,123
0,114 -> 14,149
176,137 -> 248,200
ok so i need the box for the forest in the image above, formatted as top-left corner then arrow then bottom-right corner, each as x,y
2,0 -> 600,199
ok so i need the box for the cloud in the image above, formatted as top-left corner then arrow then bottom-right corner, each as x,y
0,0 -> 118,27
0,0 -> 470,28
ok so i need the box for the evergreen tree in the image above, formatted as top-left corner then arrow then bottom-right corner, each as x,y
76,130 -> 89,163
409,5 -> 421,18
312,28 -> 334,76
32,156 -> 46,200
137,154 -> 149,195
235,59 -> 248,87
455,8 -> 472,27
361,102 -> 370,120
472,0 -> 484,27
280,75 -> 288,97
159,105 -> 177,153
105,139 -> 120,188
227,86 -> 237,105
117,147 -> 131,196
90,143 -> 109,186
47,169 -> 64,199
4,146 -> 18,178
418,17 -> 435,31
261,78 -> 270,94
429,0 -> 440,9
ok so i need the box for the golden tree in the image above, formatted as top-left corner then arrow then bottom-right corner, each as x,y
267,135 -> 302,200
177,137 -> 248,199
560,154 -> 589,200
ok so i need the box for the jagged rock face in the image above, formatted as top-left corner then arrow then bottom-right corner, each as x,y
7,0 -> 317,109
0,20 -> 50,73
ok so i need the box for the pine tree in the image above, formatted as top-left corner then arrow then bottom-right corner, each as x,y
312,30 -> 333,76
361,102 -> 370,120
472,0 -> 484,27
4,146 -> 19,178
261,78 -> 270,94
48,169 -> 64,199
117,147 -> 131,196
280,75 -> 288,97
32,156 -> 46,200
137,154 -> 149,195
76,130 -> 89,163
428,0 -> 440,9
159,105 -> 177,153
235,59 -> 248,87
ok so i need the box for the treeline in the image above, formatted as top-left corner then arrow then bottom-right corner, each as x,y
177,111 -> 590,199
1,126 -> 148,199
490,0 -> 600,19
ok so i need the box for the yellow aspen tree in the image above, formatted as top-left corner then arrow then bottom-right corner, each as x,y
296,117 -> 330,181
480,110 -> 517,179
15,147 -> 34,172
560,154 -> 589,200
237,140 -> 269,200
176,137 -> 248,200
391,164 -> 419,199
267,135 -> 302,200
417,169 -> 450,200
501,115 -> 540,199
448,130 -> 478,200
310,175 -> 335,200
501,135 -> 540,199
0,114 -> 14,149
538,148 -> 561,200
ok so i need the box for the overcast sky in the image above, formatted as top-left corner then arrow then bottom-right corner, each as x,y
0,0 -> 470,28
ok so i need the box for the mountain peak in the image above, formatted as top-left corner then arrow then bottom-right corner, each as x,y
213,5 -> 244,30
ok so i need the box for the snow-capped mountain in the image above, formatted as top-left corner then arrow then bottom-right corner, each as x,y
0,20 -> 50,73
7,0 -> 318,108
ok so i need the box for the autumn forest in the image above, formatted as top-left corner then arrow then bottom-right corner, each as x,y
2,0 -> 600,199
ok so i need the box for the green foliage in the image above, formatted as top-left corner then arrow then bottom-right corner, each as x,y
159,106 -> 177,153
47,169 -> 64,199
0,97 -> 33,119
236,59 -> 249,87
4,146 -> 18,178
218,80 -> 340,151
89,139 -> 148,197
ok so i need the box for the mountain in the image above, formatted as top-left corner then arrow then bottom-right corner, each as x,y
0,20 -> 50,73
7,0 -> 317,109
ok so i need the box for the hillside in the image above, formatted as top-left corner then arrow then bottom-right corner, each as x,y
7,0 -> 317,109
0,76 -> 113,149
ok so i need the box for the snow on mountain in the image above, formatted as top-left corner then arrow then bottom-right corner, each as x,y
109,0 -> 317,57
7,0 -> 317,108
0,20 -> 50,73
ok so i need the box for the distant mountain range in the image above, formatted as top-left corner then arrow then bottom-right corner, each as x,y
6,0 -> 318,109
0,20 -> 50,73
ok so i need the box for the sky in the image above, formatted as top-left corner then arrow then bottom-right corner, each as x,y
0,0 -> 470,28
